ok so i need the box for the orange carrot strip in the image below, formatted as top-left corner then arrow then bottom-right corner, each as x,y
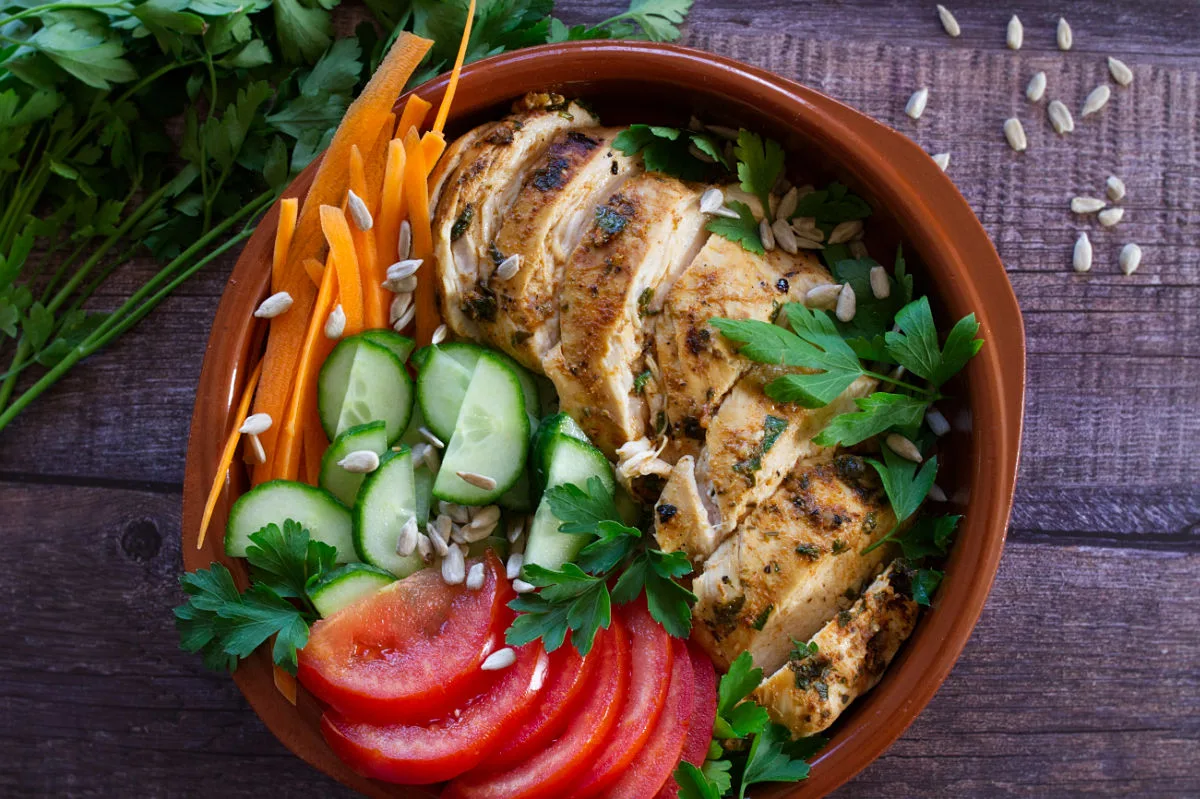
321,205 -> 364,335
396,94 -> 432,139
348,146 -> 386,330
420,130 -> 446,176
403,128 -> 436,344
302,257 -> 324,287
274,665 -> 298,705
197,358 -> 264,549
376,139 -> 407,269
251,33 -> 432,484
432,0 -> 476,135
302,408 -> 326,485
272,198 -> 298,294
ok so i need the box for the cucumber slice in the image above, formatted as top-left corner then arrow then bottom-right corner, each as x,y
524,435 -> 615,571
353,448 -> 426,577
319,421 -> 389,506
416,345 -> 475,443
531,412 -> 590,491
433,353 -> 530,505
318,337 -> 413,443
359,330 -> 416,364
497,467 -> 534,512
226,480 -> 355,563
308,563 -> 395,617
414,463 -> 435,525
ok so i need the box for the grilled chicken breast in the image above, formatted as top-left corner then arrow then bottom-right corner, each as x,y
754,559 -> 919,736
690,453 -> 895,672
544,173 -> 708,456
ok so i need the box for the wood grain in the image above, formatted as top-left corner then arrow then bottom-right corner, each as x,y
1,1 -> 1197,796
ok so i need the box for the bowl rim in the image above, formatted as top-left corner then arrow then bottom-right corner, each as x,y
182,39 -> 1025,799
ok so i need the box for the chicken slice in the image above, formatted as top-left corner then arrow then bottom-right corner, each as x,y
432,96 -> 599,344
753,559 -> 919,737
690,453 -> 895,673
485,128 -> 640,370
543,173 -> 709,456
654,370 -> 875,561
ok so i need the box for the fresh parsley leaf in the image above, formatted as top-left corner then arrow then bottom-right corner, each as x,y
706,199 -> 764,255
702,758 -> 734,795
593,0 -> 695,42
612,123 -> 712,181
789,638 -> 819,660
544,476 -> 622,534
812,392 -> 928,447
862,446 -> 938,552
272,0 -> 333,64
734,130 -> 785,218
740,724 -> 812,798
828,257 -> 908,360
611,549 -> 696,637
506,563 -> 611,655
675,762 -> 723,799
911,568 -> 944,606
713,651 -> 770,738
884,297 -> 984,387
898,515 -> 961,560
790,181 -> 871,225
244,519 -> 337,603
576,520 -> 641,574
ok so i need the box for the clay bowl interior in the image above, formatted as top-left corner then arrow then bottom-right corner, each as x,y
183,41 -> 1025,799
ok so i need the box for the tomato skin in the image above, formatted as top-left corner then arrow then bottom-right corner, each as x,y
567,601 -> 674,798
319,643 -> 549,784
655,642 -> 719,799
485,636 -> 592,769
444,618 -> 631,799
606,636 -> 695,799
298,552 -> 512,725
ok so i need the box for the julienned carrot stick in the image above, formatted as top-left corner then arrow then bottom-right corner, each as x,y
433,0 -> 476,135
320,206 -> 364,335
420,131 -> 446,176
348,146 -> 386,330
272,198 -> 298,293
402,128 -> 436,344
302,408 -> 326,485
250,33 -> 431,484
302,257 -> 323,287
376,139 -> 407,269
197,358 -> 264,549
396,94 -> 432,140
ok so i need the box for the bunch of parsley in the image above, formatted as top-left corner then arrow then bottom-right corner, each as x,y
504,475 -> 697,656
0,0 -> 694,435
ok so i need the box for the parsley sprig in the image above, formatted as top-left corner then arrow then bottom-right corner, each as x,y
504,476 -> 697,656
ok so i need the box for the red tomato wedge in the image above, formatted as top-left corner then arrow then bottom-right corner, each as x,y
297,552 -> 512,724
485,636 -> 592,769
444,618 -> 631,799
567,600 -> 674,798
655,642 -> 719,799
606,637 -> 695,799
320,643 -> 550,784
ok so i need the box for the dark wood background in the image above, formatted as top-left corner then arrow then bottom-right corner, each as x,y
2,1 -> 1197,796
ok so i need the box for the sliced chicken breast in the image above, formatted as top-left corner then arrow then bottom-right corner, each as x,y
690,453 -> 895,673
753,559 -> 919,737
486,128 -> 640,370
432,96 -> 599,345
544,173 -> 709,456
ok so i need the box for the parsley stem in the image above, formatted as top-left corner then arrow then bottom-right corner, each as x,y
861,369 -> 940,399
0,1 -> 131,25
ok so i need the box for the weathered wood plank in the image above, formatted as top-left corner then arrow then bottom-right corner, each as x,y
1,483 -> 1195,796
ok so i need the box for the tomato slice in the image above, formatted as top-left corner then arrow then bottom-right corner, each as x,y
320,643 -> 549,784
606,637 -> 695,799
567,600 -> 674,798
655,642 -> 719,799
485,636 -> 592,769
444,618 -> 631,799
297,551 -> 512,724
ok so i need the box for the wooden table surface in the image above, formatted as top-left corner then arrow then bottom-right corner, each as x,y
3,1 -> 1197,796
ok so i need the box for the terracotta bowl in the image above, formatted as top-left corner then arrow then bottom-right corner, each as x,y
182,40 -> 1025,799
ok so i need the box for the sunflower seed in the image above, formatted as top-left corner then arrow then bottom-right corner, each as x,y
1057,17 -> 1072,50
1081,85 -> 1110,117
412,442 -> 433,470
450,523 -> 468,545
1004,117 -> 1028,151
927,483 -> 948,502
936,4 -> 961,37
416,532 -> 432,562
390,298 -> 415,331
1026,71 -> 1047,102
905,87 -> 929,120
466,505 -> 501,536
772,218 -> 798,254
1108,57 -> 1133,87
869,266 -> 891,299
805,283 -> 842,309
481,647 -> 516,670
386,258 -> 422,282
699,187 -> 726,214
324,304 -> 346,339
439,502 -> 470,524
239,413 -> 273,436
932,152 -> 951,171
835,282 -> 857,322
457,470 -> 498,491
338,450 -> 380,473
1106,175 -> 1126,202
465,562 -> 485,590
495,254 -> 521,281
395,516 -> 419,556
431,323 -> 448,345
791,217 -> 821,238
398,219 -> 412,260
776,186 -> 800,220
849,240 -> 869,259
926,408 -> 951,437
420,426 -> 445,449
688,142 -> 716,164
1119,243 -> 1142,275
506,515 -> 525,543
1048,101 -> 1074,134
506,552 -> 524,580
246,433 -> 266,464
828,220 -> 864,244
885,433 -> 923,462
441,543 -> 465,585
1098,207 -> 1125,227
512,579 -> 535,594
1007,15 -> 1023,49
426,521 -> 450,556
1073,232 -> 1093,273
1071,196 -> 1106,214
253,291 -> 293,318
347,189 -> 373,231
757,218 -> 776,251
713,205 -> 741,220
